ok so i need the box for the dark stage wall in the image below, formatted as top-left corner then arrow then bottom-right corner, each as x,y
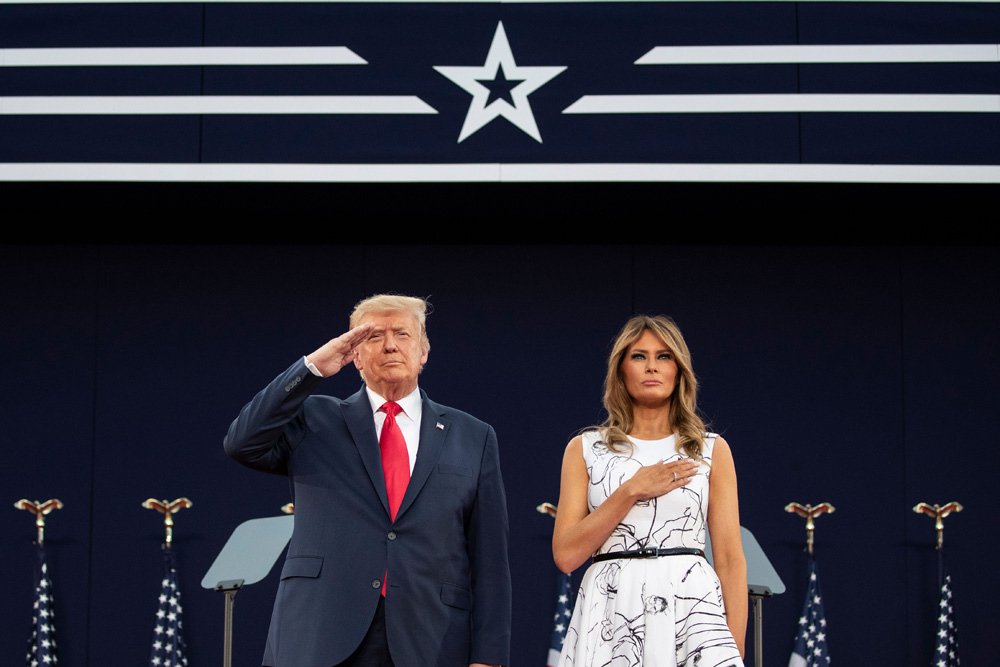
1,244 -> 996,666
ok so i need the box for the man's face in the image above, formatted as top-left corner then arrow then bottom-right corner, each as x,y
354,310 -> 429,400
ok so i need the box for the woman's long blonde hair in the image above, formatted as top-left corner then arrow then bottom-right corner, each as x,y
599,315 -> 707,459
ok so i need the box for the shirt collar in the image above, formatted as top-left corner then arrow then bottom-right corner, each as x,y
364,384 -> 422,419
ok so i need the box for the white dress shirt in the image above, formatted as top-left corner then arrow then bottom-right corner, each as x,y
303,355 -> 421,473
364,385 -> 422,474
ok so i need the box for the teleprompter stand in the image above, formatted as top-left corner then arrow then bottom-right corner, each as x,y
707,527 -> 784,667
202,515 -> 295,667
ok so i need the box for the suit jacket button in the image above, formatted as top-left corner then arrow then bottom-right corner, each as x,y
371,579 -> 381,589
387,531 -> 397,541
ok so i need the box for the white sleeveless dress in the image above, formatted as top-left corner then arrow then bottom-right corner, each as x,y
557,431 -> 744,667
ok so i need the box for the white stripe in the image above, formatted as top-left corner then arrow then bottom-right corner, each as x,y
0,163 -> 502,181
500,163 -> 1000,182
0,47 -> 367,67
7,45 -> 993,68
0,96 -> 437,114
2,162 -> 999,183
636,44 -> 1000,65
563,94 -> 1000,113
1,0 -> 997,3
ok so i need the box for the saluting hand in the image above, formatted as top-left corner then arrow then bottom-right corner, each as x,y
305,322 -> 375,377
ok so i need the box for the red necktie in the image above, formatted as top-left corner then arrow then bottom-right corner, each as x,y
379,402 -> 410,597
379,402 -> 410,520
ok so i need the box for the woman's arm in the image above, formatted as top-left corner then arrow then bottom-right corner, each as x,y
552,435 -> 698,573
706,436 -> 748,658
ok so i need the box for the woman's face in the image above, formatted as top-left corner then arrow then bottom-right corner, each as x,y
620,329 -> 678,408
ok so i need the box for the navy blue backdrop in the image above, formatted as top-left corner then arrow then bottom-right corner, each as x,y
2,0 -> 998,180
1,244 -> 997,666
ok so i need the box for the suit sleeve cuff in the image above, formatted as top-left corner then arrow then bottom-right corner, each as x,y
303,355 -> 323,377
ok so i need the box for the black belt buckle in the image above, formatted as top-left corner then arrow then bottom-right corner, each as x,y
637,546 -> 658,558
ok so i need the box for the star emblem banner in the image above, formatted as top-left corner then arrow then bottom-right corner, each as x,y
1,0 -> 999,182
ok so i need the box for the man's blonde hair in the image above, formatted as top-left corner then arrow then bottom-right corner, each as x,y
349,294 -> 431,353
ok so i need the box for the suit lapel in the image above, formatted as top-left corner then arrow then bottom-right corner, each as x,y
343,387 -> 391,518
396,392 -> 448,520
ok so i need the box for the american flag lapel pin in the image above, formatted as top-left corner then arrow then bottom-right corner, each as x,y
436,422 -> 444,430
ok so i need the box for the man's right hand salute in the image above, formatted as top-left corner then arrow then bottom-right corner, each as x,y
305,322 -> 375,377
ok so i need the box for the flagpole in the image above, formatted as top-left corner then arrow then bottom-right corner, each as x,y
16,498 -> 63,667
143,497 -> 193,667
785,501 -> 834,667
913,501 -> 962,667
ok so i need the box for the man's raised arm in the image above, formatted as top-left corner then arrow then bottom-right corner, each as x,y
223,323 -> 374,473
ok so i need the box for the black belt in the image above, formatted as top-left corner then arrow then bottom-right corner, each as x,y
593,547 -> 705,563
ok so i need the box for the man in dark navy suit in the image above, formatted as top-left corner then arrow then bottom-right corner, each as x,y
225,294 -> 511,667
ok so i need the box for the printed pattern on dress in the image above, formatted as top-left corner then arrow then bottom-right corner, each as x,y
558,432 -> 743,667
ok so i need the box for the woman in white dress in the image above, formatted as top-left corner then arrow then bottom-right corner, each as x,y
553,315 -> 746,667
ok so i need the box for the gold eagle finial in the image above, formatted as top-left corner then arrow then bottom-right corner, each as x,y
14,498 -> 64,545
913,501 -> 963,549
785,502 -> 836,554
141,497 -> 193,545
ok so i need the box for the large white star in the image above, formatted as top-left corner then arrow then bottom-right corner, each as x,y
434,21 -> 565,143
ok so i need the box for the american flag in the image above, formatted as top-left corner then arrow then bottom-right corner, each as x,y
547,571 -> 574,667
149,547 -> 189,667
789,556 -> 831,667
934,558 -> 960,667
26,545 -> 58,667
